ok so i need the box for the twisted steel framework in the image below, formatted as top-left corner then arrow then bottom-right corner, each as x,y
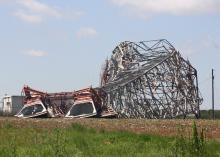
101,39 -> 202,118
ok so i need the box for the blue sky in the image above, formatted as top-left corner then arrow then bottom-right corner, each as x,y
0,0 -> 219,109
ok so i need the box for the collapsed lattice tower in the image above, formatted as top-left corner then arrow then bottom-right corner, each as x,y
101,39 -> 202,118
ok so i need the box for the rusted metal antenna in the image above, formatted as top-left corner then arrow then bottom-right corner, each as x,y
100,39 -> 202,119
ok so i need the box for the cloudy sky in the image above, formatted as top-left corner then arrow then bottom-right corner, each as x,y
0,0 -> 219,109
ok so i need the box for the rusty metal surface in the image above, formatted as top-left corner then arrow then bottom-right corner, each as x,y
100,39 -> 202,118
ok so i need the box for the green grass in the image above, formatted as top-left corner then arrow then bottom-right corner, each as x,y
200,110 -> 220,119
0,122 -> 220,157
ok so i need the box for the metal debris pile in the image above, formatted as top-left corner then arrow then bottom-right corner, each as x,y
100,39 -> 202,118
15,86 -> 116,118
16,39 -> 202,119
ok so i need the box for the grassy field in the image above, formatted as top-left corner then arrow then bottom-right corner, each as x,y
0,118 -> 220,157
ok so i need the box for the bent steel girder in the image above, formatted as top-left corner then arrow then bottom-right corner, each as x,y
101,39 -> 202,118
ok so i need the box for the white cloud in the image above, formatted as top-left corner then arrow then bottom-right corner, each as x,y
13,0 -> 62,23
1,0 -> 84,23
25,49 -> 48,57
76,27 -> 98,38
111,0 -> 220,17
17,0 -> 61,18
14,10 -> 42,23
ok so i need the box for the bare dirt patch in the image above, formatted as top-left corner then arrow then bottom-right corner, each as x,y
0,117 -> 220,139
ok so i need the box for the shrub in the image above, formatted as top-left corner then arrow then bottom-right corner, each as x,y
171,121 -> 207,157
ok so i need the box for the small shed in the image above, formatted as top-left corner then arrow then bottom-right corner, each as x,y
1,96 -> 24,116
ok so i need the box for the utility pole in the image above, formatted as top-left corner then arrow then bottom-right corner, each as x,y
212,69 -> 215,119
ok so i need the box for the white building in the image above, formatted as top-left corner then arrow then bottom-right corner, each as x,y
0,96 -> 24,116
0,99 -> 3,114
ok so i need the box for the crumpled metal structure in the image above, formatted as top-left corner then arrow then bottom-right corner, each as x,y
15,86 -> 117,118
101,39 -> 202,118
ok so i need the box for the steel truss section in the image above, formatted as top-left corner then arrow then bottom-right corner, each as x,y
101,39 -> 202,119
